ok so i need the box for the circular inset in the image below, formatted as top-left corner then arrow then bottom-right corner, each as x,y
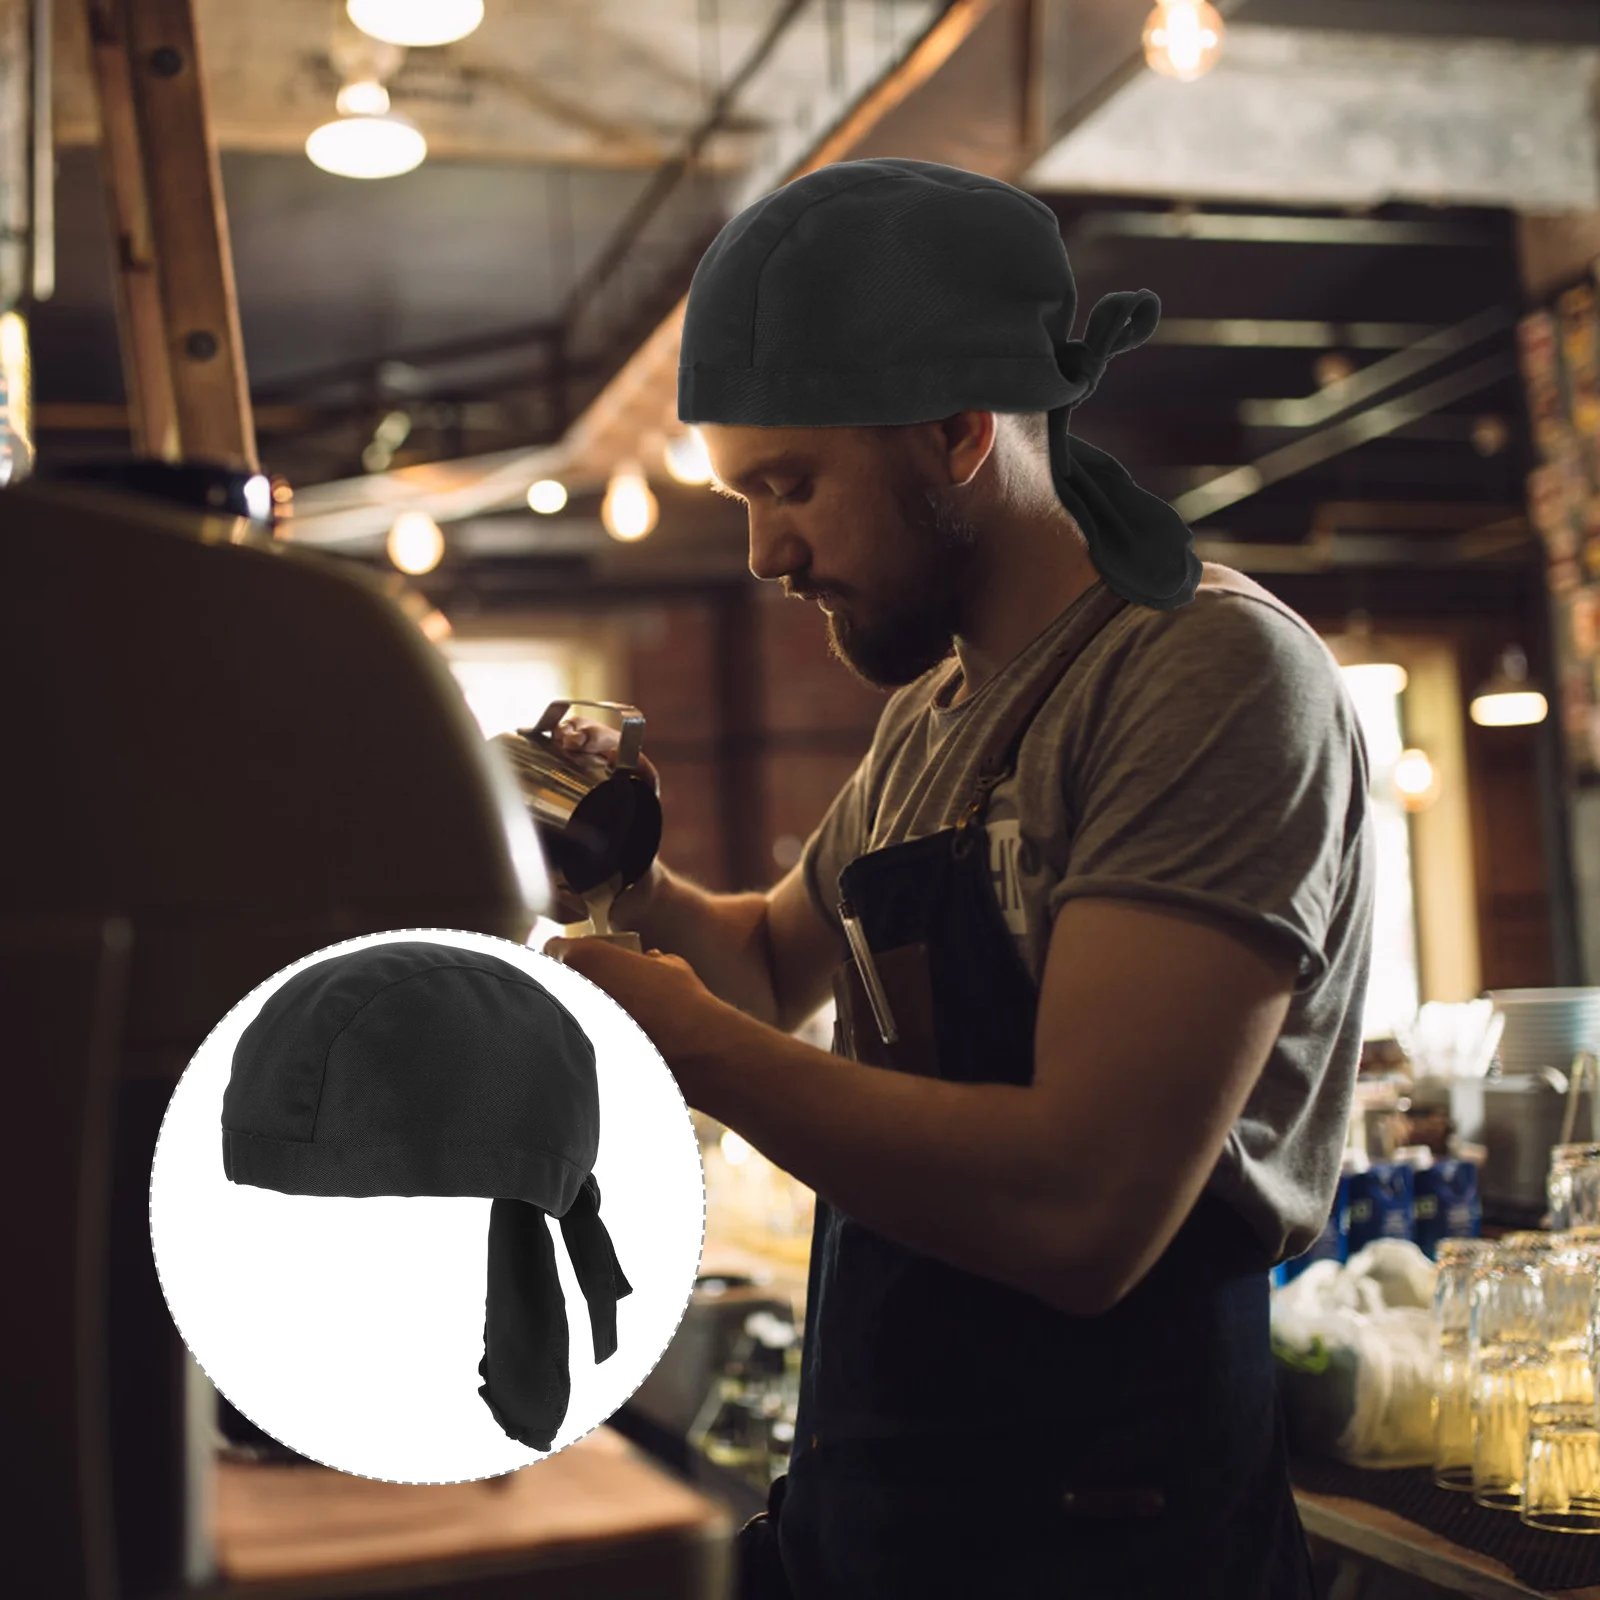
150,928 -> 704,1483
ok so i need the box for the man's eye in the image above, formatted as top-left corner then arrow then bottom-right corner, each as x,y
770,480 -> 811,505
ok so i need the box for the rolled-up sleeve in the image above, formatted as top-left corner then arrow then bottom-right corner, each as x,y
1047,600 -> 1365,992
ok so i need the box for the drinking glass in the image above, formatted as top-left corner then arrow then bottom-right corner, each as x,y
1552,1147 -> 1600,1231
1523,1402 -> 1600,1532
1471,1236 -> 1556,1510
1434,1238 -> 1492,1490
1542,1233 -> 1600,1406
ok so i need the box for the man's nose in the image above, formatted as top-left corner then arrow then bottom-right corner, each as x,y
746,510 -> 808,585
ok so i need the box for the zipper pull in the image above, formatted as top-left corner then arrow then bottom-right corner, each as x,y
839,898 -> 898,1046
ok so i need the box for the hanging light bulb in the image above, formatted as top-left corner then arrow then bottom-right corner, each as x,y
1393,748 -> 1440,812
387,509 -> 445,574
306,108 -> 426,179
601,462 -> 659,542
336,78 -> 391,116
347,0 -> 484,48
1328,610 -> 1408,696
1143,1 -> 1225,83
663,428 -> 714,486
1470,646 -> 1549,728
526,478 -> 568,514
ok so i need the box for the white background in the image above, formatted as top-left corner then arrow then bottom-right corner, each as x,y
150,927 -> 705,1484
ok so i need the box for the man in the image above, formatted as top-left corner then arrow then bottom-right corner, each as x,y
546,159 -> 1375,1599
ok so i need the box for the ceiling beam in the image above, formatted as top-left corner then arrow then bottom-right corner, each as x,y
1236,304 -> 1514,428
1174,349 -> 1519,523
1069,209 -> 1499,248
1235,0 -> 1600,45
1150,319 -> 1443,350
294,0 -> 1006,543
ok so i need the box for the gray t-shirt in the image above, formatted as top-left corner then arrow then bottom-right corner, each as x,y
799,562 -> 1376,1262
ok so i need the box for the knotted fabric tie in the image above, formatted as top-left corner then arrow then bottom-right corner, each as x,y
1047,288 -> 1201,612
479,1174 -> 634,1451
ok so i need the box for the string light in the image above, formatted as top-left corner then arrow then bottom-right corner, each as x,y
387,509 -> 445,574
1142,1 -> 1225,83
527,478 -> 568,514
601,462 -> 659,542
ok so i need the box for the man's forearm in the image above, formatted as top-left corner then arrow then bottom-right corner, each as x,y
613,863 -> 783,1024
688,1003 -> 1111,1314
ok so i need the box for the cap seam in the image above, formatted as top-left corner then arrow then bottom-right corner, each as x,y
308,963 -> 584,1143
744,164 -> 911,365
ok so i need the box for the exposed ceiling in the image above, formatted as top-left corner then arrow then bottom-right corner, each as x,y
24,0 -> 1594,600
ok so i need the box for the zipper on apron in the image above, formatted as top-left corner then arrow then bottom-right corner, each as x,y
839,897 -> 898,1045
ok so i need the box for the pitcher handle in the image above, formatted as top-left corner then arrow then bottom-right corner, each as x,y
527,701 -> 645,771
1560,1051 -> 1598,1148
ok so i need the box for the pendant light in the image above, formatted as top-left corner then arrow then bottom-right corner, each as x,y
307,78 -> 427,179
1469,646 -> 1549,728
1327,610 -> 1408,697
1142,1 -> 1225,83
347,0 -> 484,48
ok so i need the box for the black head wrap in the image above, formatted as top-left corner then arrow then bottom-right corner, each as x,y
678,157 -> 1200,611
220,941 -> 632,1453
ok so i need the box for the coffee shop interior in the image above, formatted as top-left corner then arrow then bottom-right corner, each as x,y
9,0 -> 1600,1596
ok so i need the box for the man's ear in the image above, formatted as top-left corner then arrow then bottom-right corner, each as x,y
940,410 -> 999,489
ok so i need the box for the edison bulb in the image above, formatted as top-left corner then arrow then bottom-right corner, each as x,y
601,463 -> 658,542
527,478 -> 568,514
387,509 -> 444,574
1143,1 -> 1224,83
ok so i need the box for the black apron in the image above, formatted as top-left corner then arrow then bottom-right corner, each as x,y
736,583 -> 1315,1600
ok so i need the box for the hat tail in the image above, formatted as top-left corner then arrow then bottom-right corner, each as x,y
478,1197 -> 569,1452
558,1173 -> 634,1364
1048,419 -> 1202,612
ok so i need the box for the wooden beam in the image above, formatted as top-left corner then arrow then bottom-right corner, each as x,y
35,401 -> 319,433
84,0 -> 178,460
84,0 -> 256,470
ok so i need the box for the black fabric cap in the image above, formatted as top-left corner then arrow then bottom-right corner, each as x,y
222,940 -> 633,1453
677,157 -> 1201,612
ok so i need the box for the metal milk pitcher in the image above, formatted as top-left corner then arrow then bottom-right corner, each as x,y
491,700 -> 662,899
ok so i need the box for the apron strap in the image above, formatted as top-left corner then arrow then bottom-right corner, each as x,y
953,580 -> 1129,833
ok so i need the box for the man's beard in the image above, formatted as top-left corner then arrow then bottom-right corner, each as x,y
824,481 -> 980,690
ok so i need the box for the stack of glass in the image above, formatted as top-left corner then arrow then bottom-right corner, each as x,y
1433,1238 -> 1492,1489
1431,1215 -> 1600,1529
1467,1233 -> 1558,1511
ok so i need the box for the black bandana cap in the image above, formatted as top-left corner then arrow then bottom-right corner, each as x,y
221,941 -> 633,1453
677,157 -> 1201,612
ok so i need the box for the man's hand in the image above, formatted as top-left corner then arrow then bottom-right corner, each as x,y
543,935 -> 736,1097
549,716 -> 662,795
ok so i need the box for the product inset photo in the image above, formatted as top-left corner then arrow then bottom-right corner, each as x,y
151,930 -> 704,1484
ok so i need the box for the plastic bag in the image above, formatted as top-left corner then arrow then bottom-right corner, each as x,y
1270,1239 -> 1437,1468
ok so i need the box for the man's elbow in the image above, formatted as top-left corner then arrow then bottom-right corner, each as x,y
1025,1208 -> 1160,1319
1032,1259 -> 1138,1320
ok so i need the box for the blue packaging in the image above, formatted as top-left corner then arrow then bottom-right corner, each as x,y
1412,1160 -> 1481,1259
1277,1173 -> 1351,1286
1345,1160 -> 1415,1253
